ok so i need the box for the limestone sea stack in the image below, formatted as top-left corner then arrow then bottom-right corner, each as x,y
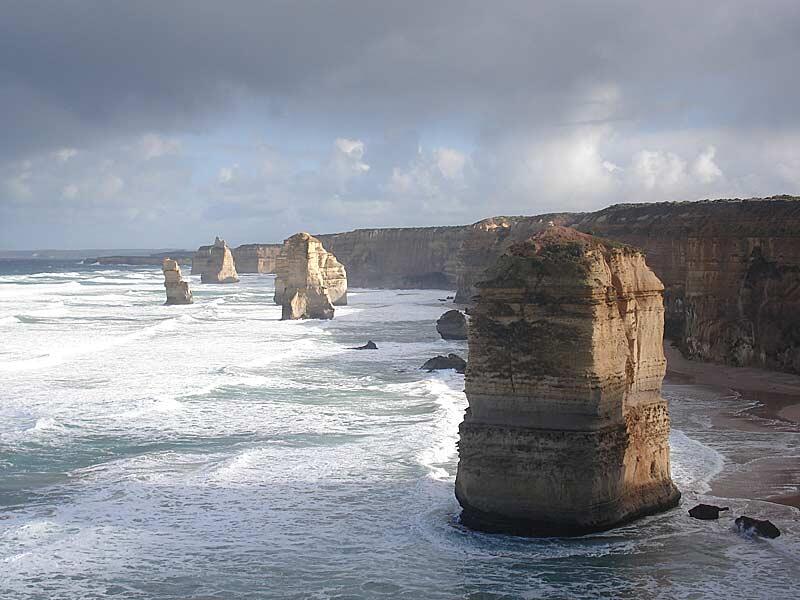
455,226 -> 680,536
200,237 -> 239,284
274,233 -> 348,320
162,258 -> 193,305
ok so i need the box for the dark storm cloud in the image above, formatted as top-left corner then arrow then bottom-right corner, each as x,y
3,0 -> 799,157
1,1 -> 799,249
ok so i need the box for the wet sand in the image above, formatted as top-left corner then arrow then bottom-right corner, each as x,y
664,342 -> 800,510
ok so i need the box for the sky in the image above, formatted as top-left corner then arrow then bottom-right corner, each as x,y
1,0 -> 799,250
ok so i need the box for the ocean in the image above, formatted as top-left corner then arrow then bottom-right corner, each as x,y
0,261 -> 798,599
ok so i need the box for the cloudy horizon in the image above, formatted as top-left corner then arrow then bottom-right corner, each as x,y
2,1 -> 799,250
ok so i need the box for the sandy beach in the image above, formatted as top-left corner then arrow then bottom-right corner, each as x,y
664,342 -> 800,510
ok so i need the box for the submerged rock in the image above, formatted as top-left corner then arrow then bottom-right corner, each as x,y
162,258 -> 193,305
455,226 -> 681,536
688,504 -> 729,520
436,309 -> 467,340
421,354 -> 466,374
274,233 -> 346,320
350,341 -> 378,350
735,516 -> 781,538
200,237 -> 239,284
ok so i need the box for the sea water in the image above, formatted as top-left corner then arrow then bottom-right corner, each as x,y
0,262 -> 798,599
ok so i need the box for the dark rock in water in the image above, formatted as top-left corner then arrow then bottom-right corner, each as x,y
735,516 -> 781,538
349,341 -> 378,350
421,353 -> 466,374
688,504 -> 729,520
436,309 -> 467,340
438,298 -> 447,302
446,296 -> 454,300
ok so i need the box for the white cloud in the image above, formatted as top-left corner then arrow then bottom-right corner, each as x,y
55,148 -> 78,162
62,183 -> 79,199
335,138 -> 366,161
434,147 -> 466,179
99,174 -> 125,197
218,165 -> 239,184
692,145 -> 723,183
631,150 -> 687,189
329,138 -> 370,186
139,134 -> 181,160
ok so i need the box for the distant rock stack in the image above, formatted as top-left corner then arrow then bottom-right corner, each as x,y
200,237 -> 239,284
455,226 -> 680,536
162,258 -> 193,305
274,232 -> 347,320
436,309 -> 467,340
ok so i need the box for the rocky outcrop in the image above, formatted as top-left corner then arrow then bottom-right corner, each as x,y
198,237 -> 239,284
162,259 -> 193,305
274,233 -> 346,320
232,244 -> 282,273
317,226 -> 466,289
455,226 -> 680,536
688,504 -> 729,520
735,516 -> 781,538
421,354 -> 467,374
349,341 -> 378,350
436,310 -> 468,340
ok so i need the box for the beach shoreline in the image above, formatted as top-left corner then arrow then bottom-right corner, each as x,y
664,342 -> 800,510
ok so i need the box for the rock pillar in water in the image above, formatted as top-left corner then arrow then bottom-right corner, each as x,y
200,237 -> 239,283
436,309 -> 468,340
455,226 -> 680,536
162,258 -> 193,305
274,232 -> 347,320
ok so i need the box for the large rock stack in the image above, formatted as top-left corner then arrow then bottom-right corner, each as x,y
162,258 -> 193,305
274,233 -> 348,320
200,237 -> 239,284
455,226 -> 680,536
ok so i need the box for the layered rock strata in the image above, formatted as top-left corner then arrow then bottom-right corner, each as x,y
455,226 -> 680,536
274,233 -> 347,320
162,259 -> 193,305
317,226 -> 465,289
232,244 -> 282,273
436,310 -> 468,340
199,237 -> 239,284
571,198 -> 800,373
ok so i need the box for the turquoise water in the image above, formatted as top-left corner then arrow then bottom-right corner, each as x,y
0,262 -> 798,599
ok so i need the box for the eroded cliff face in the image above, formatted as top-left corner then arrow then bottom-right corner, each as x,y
317,226 -> 466,289
455,226 -> 680,536
232,244 -> 282,273
571,197 -> 800,373
162,259 -> 193,305
274,233 -> 346,320
454,214 -> 574,303
200,237 -> 239,284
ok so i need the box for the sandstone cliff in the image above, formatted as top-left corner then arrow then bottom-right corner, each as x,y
274,233 -> 346,320
199,237 -> 239,284
455,226 -> 680,536
232,244 -> 282,273
317,226 -> 466,289
569,197 -> 800,373
162,258 -> 193,305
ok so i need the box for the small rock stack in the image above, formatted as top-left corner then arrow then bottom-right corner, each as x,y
162,258 -> 193,305
200,237 -> 239,284
436,309 -> 467,340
